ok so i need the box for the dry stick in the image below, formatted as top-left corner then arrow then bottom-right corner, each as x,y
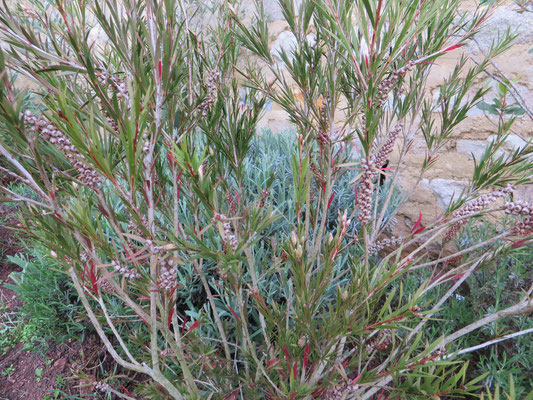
96,296 -> 139,365
145,6 -> 160,381
244,247 -> 274,357
194,259 -> 233,362
0,142 -> 50,201
0,185 -> 50,209
409,231 -> 508,271
439,289 -> 533,348
68,267 -> 186,400
234,283 -> 284,396
168,309 -> 202,394
444,327 -> 533,359
107,387 -> 137,400
360,290 -> 533,400
372,255 -> 487,377
308,339 -> 337,385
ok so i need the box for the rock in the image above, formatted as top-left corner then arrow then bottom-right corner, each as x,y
471,6 -> 533,52
263,0 -> 284,21
489,134 -> 528,151
456,139 -> 487,160
263,0 -> 303,21
270,31 -> 316,64
422,178 -> 469,209
270,31 -> 298,62
514,185 -> 533,202
53,358 -> 67,370
457,134 -> 531,160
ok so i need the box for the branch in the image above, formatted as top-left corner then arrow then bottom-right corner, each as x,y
444,327 -> 533,359
360,291 -> 533,400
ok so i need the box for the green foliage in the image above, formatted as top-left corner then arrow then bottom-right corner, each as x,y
0,306 -> 41,355
0,0 -> 531,398
6,244 -> 89,346
1,363 -> 15,377
482,375 -> 533,400
413,220 -> 533,397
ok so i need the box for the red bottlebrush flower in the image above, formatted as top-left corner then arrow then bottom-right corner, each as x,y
282,345 -> 291,363
442,43 -> 465,53
304,344 -> 310,369
188,320 -> 200,331
227,305 -> 241,322
411,211 -> 425,234
512,238 -> 530,248
167,308 -> 174,328
266,358 -> 278,368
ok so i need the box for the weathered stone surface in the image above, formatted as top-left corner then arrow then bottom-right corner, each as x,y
263,0 -> 303,21
457,134 -> 531,160
456,139 -> 487,160
473,6 -> 533,51
270,31 -> 298,62
270,31 -> 316,63
422,179 -> 469,209
263,0 -> 284,21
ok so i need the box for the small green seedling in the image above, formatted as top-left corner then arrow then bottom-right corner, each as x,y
1,364 -> 14,377
35,367 -> 43,382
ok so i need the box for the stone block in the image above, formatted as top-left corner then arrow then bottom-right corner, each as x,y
422,178 -> 469,209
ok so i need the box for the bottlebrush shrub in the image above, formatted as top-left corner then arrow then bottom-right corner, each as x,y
0,0 -> 532,399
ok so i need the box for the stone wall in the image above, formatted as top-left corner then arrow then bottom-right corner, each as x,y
251,0 -> 533,229
3,0 -> 532,231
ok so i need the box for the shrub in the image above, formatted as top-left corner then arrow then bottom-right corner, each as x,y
0,0 -> 532,398
6,242 -> 89,346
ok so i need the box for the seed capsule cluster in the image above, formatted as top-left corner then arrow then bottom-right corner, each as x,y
257,189 -> 269,208
357,157 -> 376,225
226,191 -> 238,215
95,69 -> 129,135
112,260 -> 140,279
503,200 -> 532,216
24,111 -> 102,189
93,381 -> 110,393
198,69 -> 220,117
445,185 -> 514,240
365,328 -> 393,352
99,279 -> 115,294
128,216 -> 147,237
375,61 -> 415,108
212,212 -> 238,251
324,380 -> 360,400
503,200 -> 533,235
368,236 -> 403,255
160,347 -> 174,358
159,258 -> 177,291
310,161 -> 325,190
96,69 -> 129,102
372,124 -> 402,169
101,106 -> 120,135
357,125 -> 401,225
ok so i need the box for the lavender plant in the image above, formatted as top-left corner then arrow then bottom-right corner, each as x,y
0,0 -> 532,399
